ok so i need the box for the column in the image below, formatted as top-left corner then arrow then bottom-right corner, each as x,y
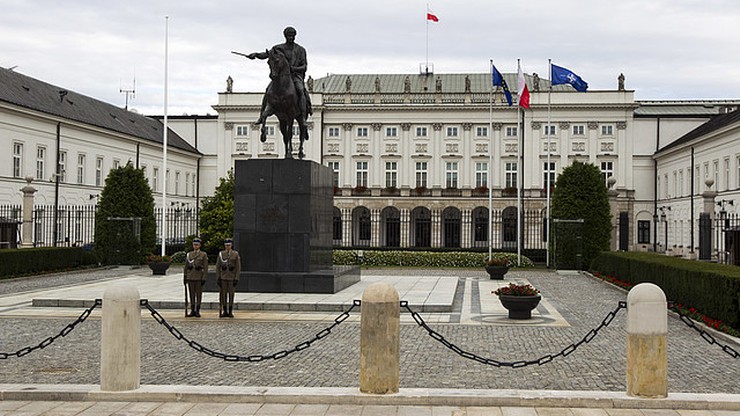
20,177 -> 37,249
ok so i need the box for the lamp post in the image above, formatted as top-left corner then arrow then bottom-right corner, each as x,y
659,206 -> 671,252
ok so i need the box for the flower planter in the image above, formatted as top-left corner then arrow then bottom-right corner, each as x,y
148,261 -> 171,276
485,265 -> 509,280
498,294 -> 541,319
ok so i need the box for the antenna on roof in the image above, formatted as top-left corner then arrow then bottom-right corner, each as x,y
120,76 -> 136,110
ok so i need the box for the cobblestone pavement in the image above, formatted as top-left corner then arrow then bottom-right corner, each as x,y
0,268 -> 738,394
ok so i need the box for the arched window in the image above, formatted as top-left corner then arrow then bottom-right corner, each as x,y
411,207 -> 431,247
472,207 -> 488,248
442,207 -> 461,248
381,206 -> 401,247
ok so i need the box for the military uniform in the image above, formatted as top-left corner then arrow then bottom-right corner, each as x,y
216,239 -> 241,318
184,240 -> 209,317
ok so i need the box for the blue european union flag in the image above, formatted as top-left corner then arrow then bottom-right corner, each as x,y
492,65 -> 513,106
551,64 -> 588,92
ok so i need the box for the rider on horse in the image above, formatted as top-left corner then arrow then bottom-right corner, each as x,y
246,26 -> 312,130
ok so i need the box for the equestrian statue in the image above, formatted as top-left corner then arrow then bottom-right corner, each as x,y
233,26 -> 312,159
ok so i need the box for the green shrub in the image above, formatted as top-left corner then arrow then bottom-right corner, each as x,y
0,247 -> 98,279
590,251 -> 740,329
333,249 -> 534,268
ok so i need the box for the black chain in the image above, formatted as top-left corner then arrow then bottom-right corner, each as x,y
668,303 -> 740,359
0,299 -> 101,360
402,300 -> 626,368
141,299 -> 360,362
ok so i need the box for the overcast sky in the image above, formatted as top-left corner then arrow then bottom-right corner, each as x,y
2,0 -> 740,115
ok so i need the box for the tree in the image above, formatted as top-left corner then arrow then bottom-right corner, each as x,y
94,163 -> 156,264
550,161 -> 611,270
198,171 -> 234,255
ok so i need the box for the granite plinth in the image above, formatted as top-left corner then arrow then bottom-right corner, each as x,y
203,266 -> 360,294
205,159 -> 359,294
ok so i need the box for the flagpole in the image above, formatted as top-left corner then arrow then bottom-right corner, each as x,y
516,59 -> 522,267
425,3 -> 429,72
160,15 -> 169,257
488,60 -> 494,260
546,58 -> 552,268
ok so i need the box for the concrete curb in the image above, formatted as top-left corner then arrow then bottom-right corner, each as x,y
1,385 -> 739,410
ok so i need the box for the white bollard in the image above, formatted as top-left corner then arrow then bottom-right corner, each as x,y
100,284 -> 141,391
626,282 -> 667,398
360,282 -> 400,394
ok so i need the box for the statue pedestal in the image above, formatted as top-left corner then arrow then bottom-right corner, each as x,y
205,159 -> 359,294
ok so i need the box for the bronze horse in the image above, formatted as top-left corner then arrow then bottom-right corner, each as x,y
258,47 -> 309,159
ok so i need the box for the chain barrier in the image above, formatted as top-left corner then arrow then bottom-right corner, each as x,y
401,300 -> 627,368
0,299 -> 101,360
668,302 -> 740,359
140,299 -> 360,362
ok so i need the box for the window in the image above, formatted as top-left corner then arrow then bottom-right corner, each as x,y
36,146 -> 46,180
544,124 -> 556,135
678,170 -> 683,197
58,151 -> 67,182
357,127 -> 368,137
328,127 -> 340,137
416,127 -> 427,137
356,161 -> 368,187
166,169 -> 170,193
327,161 -> 340,187
476,127 -> 488,137
415,162 -> 428,188
696,166 -> 701,194
637,220 -> 651,244
185,173 -> 190,196
95,157 -> 103,186
505,162 -> 517,188
713,160 -> 719,189
12,142 -> 23,178
572,125 -> 585,136
77,154 -> 86,184
175,171 -> 181,195
236,125 -> 249,136
737,155 -> 740,188
600,161 -> 614,185
601,125 -> 613,136
475,162 -> 488,188
141,165 -> 147,184
543,162 -> 556,189
265,126 -> 276,136
191,173 -> 196,196
152,167 -> 159,192
385,161 -> 397,188
445,162 -> 458,188
112,159 -> 120,170
723,158 -> 730,191
386,127 -> 397,137
663,174 -> 668,198
505,126 -> 518,137
446,127 -> 458,137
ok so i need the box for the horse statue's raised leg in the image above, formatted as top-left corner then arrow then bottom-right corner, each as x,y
258,105 -> 274,143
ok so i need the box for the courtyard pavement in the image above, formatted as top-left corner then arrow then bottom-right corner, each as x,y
0,267 -> 739,415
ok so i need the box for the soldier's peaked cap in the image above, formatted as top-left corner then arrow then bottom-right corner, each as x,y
192,238 -> 202,244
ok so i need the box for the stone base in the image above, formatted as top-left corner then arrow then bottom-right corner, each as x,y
204,265 -> 360,294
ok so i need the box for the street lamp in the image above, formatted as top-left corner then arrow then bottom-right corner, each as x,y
659,206 -> 671,252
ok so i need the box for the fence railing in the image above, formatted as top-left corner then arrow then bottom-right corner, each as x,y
0,205 -> 198,249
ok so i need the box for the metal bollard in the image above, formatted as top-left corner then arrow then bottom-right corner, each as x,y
100,284 -> 141,391
360,282 -> 400,394
626,282 -> 667,398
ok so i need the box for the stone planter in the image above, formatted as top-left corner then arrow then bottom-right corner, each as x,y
485,265 -> 509,280
498,294 -> 541,319
148,261 -> 171,276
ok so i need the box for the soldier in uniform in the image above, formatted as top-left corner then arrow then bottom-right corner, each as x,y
216,238 -> 241,318
184,238 -> 209,317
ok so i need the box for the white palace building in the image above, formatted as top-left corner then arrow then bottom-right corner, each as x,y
2,66 -> 739,261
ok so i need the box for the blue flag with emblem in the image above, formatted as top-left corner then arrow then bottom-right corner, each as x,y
551,64 -> 588,92
492,64 -> 513,106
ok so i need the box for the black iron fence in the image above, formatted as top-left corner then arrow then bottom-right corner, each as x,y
714,212 -> 740,265
0,205 -> 198,249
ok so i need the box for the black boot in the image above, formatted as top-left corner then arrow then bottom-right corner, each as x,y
227,307 -> 234,318
189,308 -> 196,317
193,307 -> 201,318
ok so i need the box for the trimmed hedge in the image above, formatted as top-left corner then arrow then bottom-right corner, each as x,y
590,252 -> 740,329
333,249 -> 535,268
0,247 -> 98,279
